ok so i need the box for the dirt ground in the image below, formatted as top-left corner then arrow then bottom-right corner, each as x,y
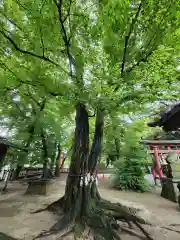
0,176 -> 180,240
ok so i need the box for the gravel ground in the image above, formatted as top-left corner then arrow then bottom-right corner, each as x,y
0,178 -> 180,240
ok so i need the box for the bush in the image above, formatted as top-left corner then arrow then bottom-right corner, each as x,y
112,128 -> 150,192
98,162 -> 107,171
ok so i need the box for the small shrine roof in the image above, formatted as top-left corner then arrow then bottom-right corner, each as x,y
147,101 -> 180,131
141,139 -> 180,146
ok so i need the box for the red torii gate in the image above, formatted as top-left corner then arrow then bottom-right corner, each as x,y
141,140 -> 180,181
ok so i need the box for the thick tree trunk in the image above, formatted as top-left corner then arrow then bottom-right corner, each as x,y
0,144 -> 8,171
41,128 -> 50,179
58,106 -> 104,219
11,164 -> 22,180
63,103 -> 90,216
114,137 -> 120,159
54,143 -> 61,177
34,107 -> 153,240
88,108 -> 104,173
50,141 -> 57,171
2,167 -> 11,193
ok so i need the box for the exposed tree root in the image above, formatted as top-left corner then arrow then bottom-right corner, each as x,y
100,199 -> 180,238
32,196 -> 156,240
33,215 -> 75,240
1,188 -> 8,194
133,222 -> 154,240
120,226 -> 147,240
99,199 -> 154,240
170,224 -> 180,226
84,208 -> 121,240
99,199 -> 148,225
31,196 -> 64,214
160,226 -> 180,234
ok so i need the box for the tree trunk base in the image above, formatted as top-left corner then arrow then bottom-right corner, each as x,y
161,179 -> 177,203
1,180 -> 8,194
33,196 -> 155,240
1,187 -> 8,194
25,179 -> 51,195
54,164 -> 60,177
42,168 -> 54,179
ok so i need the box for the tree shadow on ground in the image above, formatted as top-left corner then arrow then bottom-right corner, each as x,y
0,232 -> 18,240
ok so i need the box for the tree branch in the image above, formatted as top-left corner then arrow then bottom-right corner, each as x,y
23,98 -> 46,151
40,0 -> 47,13
14,0 -> 27,11
26,87 -> 42,107
0,60 -> 22,82
121,1 -> 142,76
63,0 -> 73,23
114,42 -> 156,92
39,97 -> 47,111
39,27 -> 45,57
53,0 -> 74,77
40,127 -> 48,159
39,0 -> 48,57
48,91 -> 63,97
159,101 -> 168,106
124,22 -> 160,74
13,102 -> 26,116
0,85 -> 22,93
0,30 -> 68,73
0,59 -> 64,97
125,49 -> 154,73
0,12 -> 23,31
0,60 -> 40,88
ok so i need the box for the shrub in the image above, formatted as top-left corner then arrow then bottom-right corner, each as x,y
112,128 -> 150,192
98,162 -> 106,171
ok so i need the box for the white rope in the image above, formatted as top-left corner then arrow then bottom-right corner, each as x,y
80,173 -> 99,186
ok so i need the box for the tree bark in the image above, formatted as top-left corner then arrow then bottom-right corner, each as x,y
2,166 -> 11,193
59,106 -> 104,217
63,103 -> 89,216
15,164 -> 22,179
88,108 -> 104,173
41,128 -> 49,178
114,137 -> 120,159
0,144 -> 9,171
54,143 -> 61,177
87,108 -> 104,201
50,141 -> 57,171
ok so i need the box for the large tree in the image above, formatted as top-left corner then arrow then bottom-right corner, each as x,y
0,0 -> 180,239
0,85 -> 73,177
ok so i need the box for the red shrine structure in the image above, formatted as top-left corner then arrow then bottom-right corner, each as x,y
145,102 -> 180,204
141,140 -> 180,181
